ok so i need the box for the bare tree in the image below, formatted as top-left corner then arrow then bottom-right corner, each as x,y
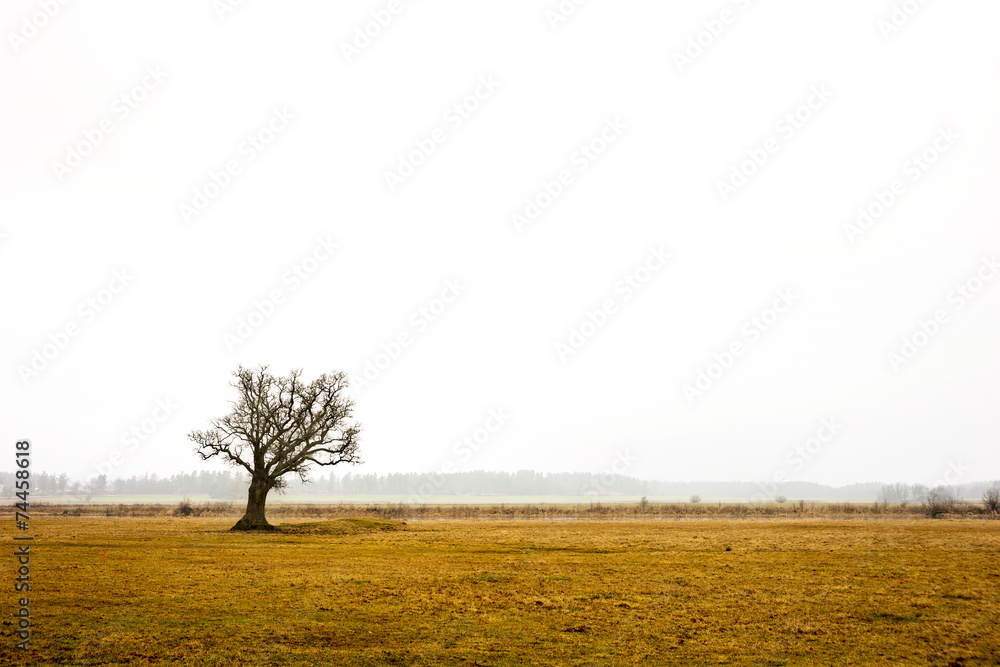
983,487 -> 1000,517
921,486 -> 956,518
189,366 -> 362,531
877,482 -> 912,504
689,494 -> 701,504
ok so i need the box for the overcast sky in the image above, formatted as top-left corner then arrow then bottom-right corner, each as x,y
2,0 -> 998,487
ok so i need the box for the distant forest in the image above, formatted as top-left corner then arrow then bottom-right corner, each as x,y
1,469 -> 996,502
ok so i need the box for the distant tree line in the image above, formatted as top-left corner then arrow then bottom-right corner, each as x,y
876,482 -> 934,505
874,482 -> 1000,518
1,470 -> 996,502
0,470 -> 246,499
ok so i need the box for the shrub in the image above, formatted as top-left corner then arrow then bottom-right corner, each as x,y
689,495 -> 701,504
922,487 -> 956,518
174,497 -> 195,517
983,487 -> 1000,516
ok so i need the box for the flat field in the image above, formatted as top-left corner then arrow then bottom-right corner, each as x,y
3,517 -> 998,666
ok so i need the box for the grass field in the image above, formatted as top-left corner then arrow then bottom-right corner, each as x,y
3,517 -> 998,666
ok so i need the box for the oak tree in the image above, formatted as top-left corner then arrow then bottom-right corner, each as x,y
189,366 -> 362,530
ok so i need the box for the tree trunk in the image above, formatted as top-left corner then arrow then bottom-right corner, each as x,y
231,478 -> 274,531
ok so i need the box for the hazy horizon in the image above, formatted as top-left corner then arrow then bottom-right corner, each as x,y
4,466 -> 994,493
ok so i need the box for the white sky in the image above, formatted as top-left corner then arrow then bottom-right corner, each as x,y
2,0 -> 998,487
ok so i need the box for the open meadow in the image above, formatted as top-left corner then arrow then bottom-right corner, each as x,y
3,515 -> 999,666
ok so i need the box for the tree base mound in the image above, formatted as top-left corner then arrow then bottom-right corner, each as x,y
230,518 -> 276,532
277,518 -> 406,535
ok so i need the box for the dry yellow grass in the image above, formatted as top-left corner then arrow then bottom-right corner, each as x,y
3,517 -> 998,665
